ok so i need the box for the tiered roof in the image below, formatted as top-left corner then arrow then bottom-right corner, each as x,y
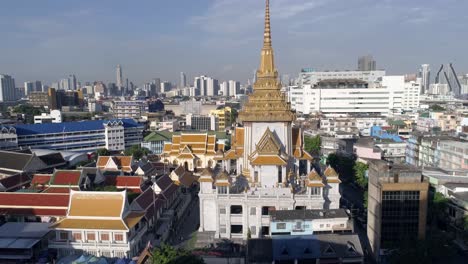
249,128 -> 288,166
170,165 -> 198,187
51,190 -> 144,231
292,127 -> 313,160
163,133 -> 224,159
105,175 -> 144,193
306,168 -> 325,187
324,166 -> 341,184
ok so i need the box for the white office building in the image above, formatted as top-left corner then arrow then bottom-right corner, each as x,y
289,71 -> 419,115
34,110 -> 63,124
229,80 -> 240,97
112,100 -> 148,119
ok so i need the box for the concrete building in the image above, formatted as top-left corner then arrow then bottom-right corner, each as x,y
116,64 -> 123,94
24,81 -> 42,96
0,74 -> 16,102
186,114 -> 218,131
0,125 -> 18,150
367,160 -> 429,261
34,110 -> 62,124
180,72 -> 187,88
358,55 -> 376,71
289,74 -> 415,115
12,119 -> 143,152
28,88 -> 58,109
160,81 -> 171,93
149,119 -> 179,132
229,80 -> 240,97
141,131 -> 171,154
206,77 -> 219,96
49,190 -> 147,258
269,209 -> 352,236
420,64 -> 430,94
209,106 -> 233,131
112,100 -> 148,119
220,81 -> 229,96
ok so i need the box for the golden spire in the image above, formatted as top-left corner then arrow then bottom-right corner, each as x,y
263,0 -> 272,48
238,0 -> 295,123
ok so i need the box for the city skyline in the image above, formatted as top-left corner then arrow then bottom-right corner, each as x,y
1,0 -> 467,85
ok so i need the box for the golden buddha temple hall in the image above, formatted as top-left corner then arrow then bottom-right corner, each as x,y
161,0 -> 341,240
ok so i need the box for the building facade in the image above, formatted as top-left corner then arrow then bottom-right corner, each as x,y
196,1 -> 340,240
367,160 -> 429,261
112,100 -> 148,119
0,74 -> 16,102
10,119 -> 143,152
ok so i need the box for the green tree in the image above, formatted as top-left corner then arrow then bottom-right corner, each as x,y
464,215 -> 468,231
12,104 -> 44,124
327,153 -> 339,168
152,244 -> 205,264
429,104 -> 445,112
363,190 -> 368,209
124,145 -> 150,160
387,231 -> 455,264
93,185 -> 118,192
353,162 -> 368,189
96,148 -> 111,156
304,135 -> 321,154
432,192 -> 449,227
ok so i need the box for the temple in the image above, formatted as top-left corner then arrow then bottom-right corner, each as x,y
163,0 -> 341,239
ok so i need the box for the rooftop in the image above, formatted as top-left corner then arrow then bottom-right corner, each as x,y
270,209 -> 348,221
14,119 -> 142,135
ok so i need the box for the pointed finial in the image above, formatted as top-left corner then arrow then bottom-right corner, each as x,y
263,0 -> 272,48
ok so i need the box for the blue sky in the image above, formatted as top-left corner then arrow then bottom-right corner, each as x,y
1,0 -> 467,86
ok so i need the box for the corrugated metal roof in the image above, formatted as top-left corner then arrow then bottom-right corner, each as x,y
15,119 -> 142,136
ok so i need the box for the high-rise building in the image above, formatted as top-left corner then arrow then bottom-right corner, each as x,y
116,64 -> 123,95
228,80 -> 240,96
194,76 -> 208,96
419,64 -> 430,94
68,75 -> 77,90
358,55 -> 376,71
160,82 -> 171,93
151,78 -> 161,96
206,77 -> 219,96
367,160 -> 428,261
435,63 -> 462,96
0,74 -> 16,102
180,72 -> 187,88
220,81 -> 229,96
24,81 -> 42,96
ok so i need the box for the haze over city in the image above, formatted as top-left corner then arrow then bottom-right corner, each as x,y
1,0 -> 467,84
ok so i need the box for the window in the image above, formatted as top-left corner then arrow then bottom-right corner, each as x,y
231,225 -> 243,234
218,186 -> 227,194
87,232 -> 96,241
295,222 -> 302,230
278,166 -> 282,183
230,205 -> 243,214
59,231 -> 68,241
276,223 -> 286,230
72,232 -> 81,241
311,187 -> 321,196
262,206 -> 274,216
254,171 -> 258,182
114,233 -> 124,241
250,207 -> 256,215
101,232 -> 109,241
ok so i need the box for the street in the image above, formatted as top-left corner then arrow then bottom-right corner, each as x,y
168,195 -> 200,249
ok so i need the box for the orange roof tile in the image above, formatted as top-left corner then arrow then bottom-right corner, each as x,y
251,155 -> 287,166
124,211 -> 145,229
68,191 -> 125,218
225,150 -> 237,159
307,169 -> 322,182
324,166 -> 339,177
235,127 -> 244,146
181,134 -> 207,143
51,170 -> 82,186
177,153 -> 195,159
163,144 -> 172,152
97,156 -> 110,167
307,182 -> 325,187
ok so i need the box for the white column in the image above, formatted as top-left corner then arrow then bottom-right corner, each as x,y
199,199 -> 204,231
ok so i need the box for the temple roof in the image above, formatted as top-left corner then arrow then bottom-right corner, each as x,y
238,0 -> 295,123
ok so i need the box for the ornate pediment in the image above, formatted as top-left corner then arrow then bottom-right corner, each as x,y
256,128 -> 281,155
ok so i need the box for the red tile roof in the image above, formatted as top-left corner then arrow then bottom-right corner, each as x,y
31,174 -> 52,186
0,193 -> 69,207
0,208 -> 67,217
105,176 -> 143,192
51,171 -> 82,186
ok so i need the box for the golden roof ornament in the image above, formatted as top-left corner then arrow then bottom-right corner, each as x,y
238,0 -> 296,123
